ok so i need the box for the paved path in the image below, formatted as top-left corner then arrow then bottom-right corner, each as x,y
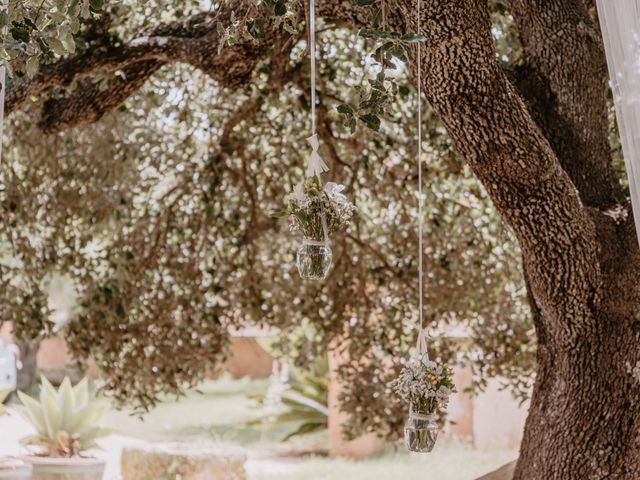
0,410 -> 301,480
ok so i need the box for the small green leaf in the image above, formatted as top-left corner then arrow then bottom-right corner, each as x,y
400,33 -> 427,42
10,23 -> 31,43
353,0 -> 377,5
60,32 -> 76,53
359,114 -> 381,132
25,56 -> 39,78
274,0 -> 287,16
48,37 -> 66,56
337,104 -> 354,116
22,17 -> 37,30
271,210 -> 289,219
345,117 -> 357,134
89,0 -> 104,11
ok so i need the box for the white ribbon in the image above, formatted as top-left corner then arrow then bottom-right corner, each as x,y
306,133 -> 329,178
306,0 -> 330,179
416,328 -> 428,359
414,0 -> 428,359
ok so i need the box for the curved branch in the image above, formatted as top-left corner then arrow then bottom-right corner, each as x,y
7,1 -> 375,131
6,10 -> 222,114
38,59 -> 163,133
405,0 -> 601,348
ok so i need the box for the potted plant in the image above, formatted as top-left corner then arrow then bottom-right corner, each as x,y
390,356 -> 455,453
0,390 -> 33,480
15,377 -> 110,480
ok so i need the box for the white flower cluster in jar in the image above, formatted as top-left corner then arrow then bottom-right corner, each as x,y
389,355 -> 455,415
283,177 -> 357,241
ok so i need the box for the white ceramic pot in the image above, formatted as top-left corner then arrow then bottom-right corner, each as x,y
21,456 -> 105,480
0,458 -> 32,479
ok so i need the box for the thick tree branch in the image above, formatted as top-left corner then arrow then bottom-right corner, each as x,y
38,60 -> 163,133
7,11 -> 218,113
404,0 -> 601,349
6,3 -> 293,128
6,1 -> 380,133
508,0 -> 623,208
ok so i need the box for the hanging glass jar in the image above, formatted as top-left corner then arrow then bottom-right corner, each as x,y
404,407 -> 439,453
390,349 -> 454,454
297,238 -> 332,280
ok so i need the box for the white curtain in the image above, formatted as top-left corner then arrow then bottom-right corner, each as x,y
0,0 -> 5,163
597,0 -> 640,244
0,63 -> 5,163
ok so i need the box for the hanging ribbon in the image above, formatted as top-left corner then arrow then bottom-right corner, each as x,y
416,328 -> 429,361
305,0 -> 329,180
415,0 -> 428,359
306,134 -> 329,178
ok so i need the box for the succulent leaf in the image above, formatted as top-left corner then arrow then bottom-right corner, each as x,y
0,389 -> 10,416
17,376 -> 110,457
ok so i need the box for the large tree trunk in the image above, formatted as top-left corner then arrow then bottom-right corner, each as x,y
404,0 -> 640,478
516,215 -> 640,479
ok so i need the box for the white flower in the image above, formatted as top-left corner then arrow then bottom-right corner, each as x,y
324,182 -> 348,204
284,181 -> 356,238
422,358 -> 437,370
287,183 -> 307,204
389,359 -> 455,415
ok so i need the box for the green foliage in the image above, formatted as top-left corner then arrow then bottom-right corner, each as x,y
250,361 -> 329,441
1,5 -> 534,439
279,372 -> 329,441
217,0 -> 300,51
16,377 -> 110,457
1,0 -> 106,76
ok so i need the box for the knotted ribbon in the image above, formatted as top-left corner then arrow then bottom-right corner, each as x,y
306,133 -> 329,179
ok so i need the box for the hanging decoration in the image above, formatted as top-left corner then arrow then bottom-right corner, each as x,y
388,0 -> 455,453
275,0 -> 356,281
390,332 -> 455,452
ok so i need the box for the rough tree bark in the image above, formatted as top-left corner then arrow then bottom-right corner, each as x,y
405,1 -> 640,478
6,0 -> 640,478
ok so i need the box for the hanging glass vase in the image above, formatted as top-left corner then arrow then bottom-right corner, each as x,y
404,408 -> 439,453
297,238 -> 332,280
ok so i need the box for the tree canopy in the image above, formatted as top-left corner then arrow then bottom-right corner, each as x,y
0,1 -> 534,438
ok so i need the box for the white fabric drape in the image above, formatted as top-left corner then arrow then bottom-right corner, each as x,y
597,0 -> 640,245
0,63 -> 5,163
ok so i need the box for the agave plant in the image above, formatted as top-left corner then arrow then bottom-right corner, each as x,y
16,377 -> 110,457
249,359 -> 329,441
278,370 -> 329,441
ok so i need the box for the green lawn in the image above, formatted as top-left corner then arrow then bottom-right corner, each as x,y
104,376 -> 517,480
